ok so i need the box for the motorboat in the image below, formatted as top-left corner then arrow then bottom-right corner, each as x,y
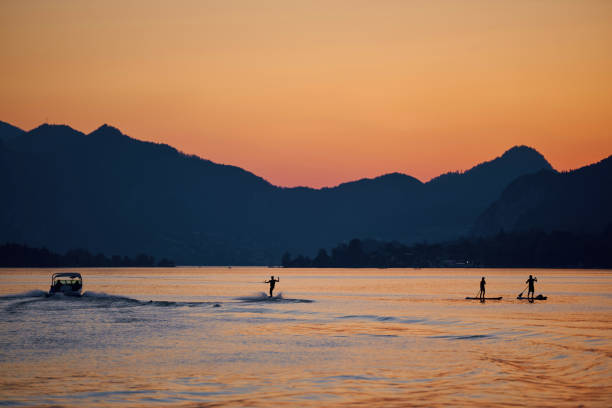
48,272 -> 83,296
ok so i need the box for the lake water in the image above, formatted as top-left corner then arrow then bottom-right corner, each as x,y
0,268 -> 610,407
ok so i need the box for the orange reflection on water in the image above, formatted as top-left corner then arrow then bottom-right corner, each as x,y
0,267 -> 610,407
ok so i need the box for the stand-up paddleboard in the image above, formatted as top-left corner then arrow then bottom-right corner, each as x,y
517,294 -> 547,300
465,296 -> 502,300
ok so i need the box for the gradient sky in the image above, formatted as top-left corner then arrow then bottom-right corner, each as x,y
2,0 -> 611,187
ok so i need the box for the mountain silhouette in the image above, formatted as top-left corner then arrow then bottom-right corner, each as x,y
0,121 -> 555,264
473,155 -> 612,236
0,120 -> 25,144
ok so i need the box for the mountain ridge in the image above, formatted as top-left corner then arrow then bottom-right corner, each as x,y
0,121 -> 25,143
0,120 -> 567,264
0,121 -> 551,190
473,154 -> 612,236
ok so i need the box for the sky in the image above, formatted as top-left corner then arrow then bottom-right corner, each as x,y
1,0 -> 611,188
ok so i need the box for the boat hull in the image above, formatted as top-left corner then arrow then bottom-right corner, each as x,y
48,288 -> 83,297
46,292 -> 82,298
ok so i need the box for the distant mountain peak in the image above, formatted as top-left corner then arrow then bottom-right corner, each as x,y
426,145 -> 553,189
0,121 -> 25,142
31,123 -> 80,133
0,120 -> 24,132
331,171 -> 422,191
377,171 -> 416,180
373,172 -> 422,185
29,123 -> 84,138
501,145 -> 548,161
89,124 -> 126,139
467,145 -> 554,177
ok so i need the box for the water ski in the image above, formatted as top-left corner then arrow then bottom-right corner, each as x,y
517,294 -> 547,300
465,296 -> 502,300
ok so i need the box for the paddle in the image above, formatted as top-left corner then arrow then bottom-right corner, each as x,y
518,284 -> 528,298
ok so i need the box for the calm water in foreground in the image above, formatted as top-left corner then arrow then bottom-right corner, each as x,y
0,268 -> 610,407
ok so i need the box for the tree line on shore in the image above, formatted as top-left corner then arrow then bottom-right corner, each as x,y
0,243 -> 175,267
281,227 -> 612,268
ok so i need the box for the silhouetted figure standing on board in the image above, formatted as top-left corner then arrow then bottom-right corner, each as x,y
265,276 -> 279,297
479,277 -> 486,301
526,275 -> 537,299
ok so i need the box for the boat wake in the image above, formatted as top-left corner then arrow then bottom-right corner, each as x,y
1,290 -> 222,311
236,292 -> 313,303
82,292 -> 222,308
0,290 -> 48,300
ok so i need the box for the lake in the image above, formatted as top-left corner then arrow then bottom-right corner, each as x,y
0,268 -> 610,407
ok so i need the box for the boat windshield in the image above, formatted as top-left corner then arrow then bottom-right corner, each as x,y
50,273 -> 83,290
53,279 -> 82,285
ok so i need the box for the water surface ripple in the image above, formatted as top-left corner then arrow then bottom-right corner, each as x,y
0,268 -> 610,407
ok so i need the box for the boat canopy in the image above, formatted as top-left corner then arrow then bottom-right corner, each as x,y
51,272 -> 82,281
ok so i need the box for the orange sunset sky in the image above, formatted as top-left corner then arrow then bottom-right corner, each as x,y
2,0 -> 611,188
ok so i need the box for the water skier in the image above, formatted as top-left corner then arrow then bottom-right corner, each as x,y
265,275 -> 280,297
479,277 -> 486,301
526,275 -> 537,300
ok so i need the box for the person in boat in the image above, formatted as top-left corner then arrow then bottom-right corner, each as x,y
264,276 -> 280,297
479,277 -> 486,300
526,275 -> 537,299
54,280 -> 62,291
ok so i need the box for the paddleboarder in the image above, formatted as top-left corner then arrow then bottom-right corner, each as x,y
265,275 -> 280,297
479,277 -> 486,301
526,275 -> 537,300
